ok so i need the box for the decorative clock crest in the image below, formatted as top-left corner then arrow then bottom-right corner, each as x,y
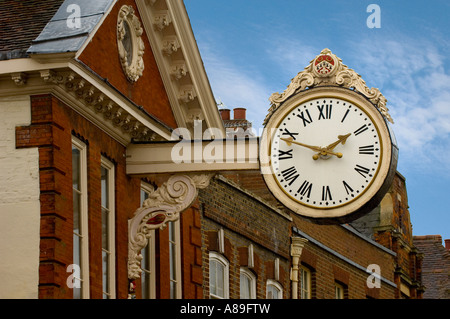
313,51 -> 337,76
260,49 -> 398,224
265,48 -> 393,126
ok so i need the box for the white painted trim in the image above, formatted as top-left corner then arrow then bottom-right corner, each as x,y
0,58 -> 68,75
240,268 -> 256,299
68,61 -> 173,140
126,138 -> 260,175
209,251 -> 229,299
165,0 -> 225,131
169,219 -> 182,299
135,0 -> 225,133
71,136 -> 90,299
101,156 -> 116,299
266,279 -> 283,299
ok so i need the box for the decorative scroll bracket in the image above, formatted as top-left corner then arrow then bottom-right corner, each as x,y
265,48 -> 393,125
127,173 -> 213,298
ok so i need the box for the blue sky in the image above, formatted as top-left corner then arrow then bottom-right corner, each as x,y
184,0 -> 450,242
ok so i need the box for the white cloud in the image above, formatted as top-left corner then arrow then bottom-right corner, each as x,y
349,36 -> 450,173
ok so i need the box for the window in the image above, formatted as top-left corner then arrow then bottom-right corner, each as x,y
266,279 -> 283,299
240,268 -> 256,299
140,183 -> 156,299
300,265 -> 311,299
101,157 -> 115,299
209,252 -> 229,299
169,220 -> 182,299
72,137 -> 89,299
335,282 -> 345,299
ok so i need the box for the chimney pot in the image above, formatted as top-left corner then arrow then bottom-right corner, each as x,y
445,239 -> 450,251
233,107 -> 246,120
219,109 -> 230,121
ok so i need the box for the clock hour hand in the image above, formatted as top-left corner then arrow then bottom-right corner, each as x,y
311,133 -> 350,160
280,137 -> 343,160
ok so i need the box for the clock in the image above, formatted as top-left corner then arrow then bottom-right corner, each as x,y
260,86 -> 398,224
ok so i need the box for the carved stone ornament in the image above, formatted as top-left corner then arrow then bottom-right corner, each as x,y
265,48 -> 393,125
117,5 -> 145,83
127,174 -> 213,295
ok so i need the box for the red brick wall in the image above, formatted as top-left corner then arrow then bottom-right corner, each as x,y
199,177 -> 291,299
180,201 -> 204,298
293,215 -> 397,299
220,172 -> 398,299
16,94 -> 141,299
78,0 -> 178,129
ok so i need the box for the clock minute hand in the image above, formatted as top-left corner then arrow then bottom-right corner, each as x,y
324,133 -> 351,151
280,137 -> 322,152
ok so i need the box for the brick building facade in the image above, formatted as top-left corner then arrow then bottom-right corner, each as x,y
0,0 -> 425,300
413,235 -> 450,298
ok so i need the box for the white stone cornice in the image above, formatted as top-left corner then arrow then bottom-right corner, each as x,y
0,65 -> 173,145
162,35 -> 181,56
11,72 -> 27,86
135,0 -> 225,135
153,10 -> 172,31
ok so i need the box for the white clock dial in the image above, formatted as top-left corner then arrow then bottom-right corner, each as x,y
270,97 -> 382,209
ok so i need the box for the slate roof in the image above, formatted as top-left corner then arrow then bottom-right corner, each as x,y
0,0 -> 114,60
0,0 -> 64,59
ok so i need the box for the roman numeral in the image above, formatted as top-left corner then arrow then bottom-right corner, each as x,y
297,180 -> 313,198
343,180 -> 354,195
297,109 -> 313,127
354,124 -> 369,136
317,104 -> 332,120
359,145 -> 375,155
354,164 -> 371,178
322,185 -> 332,201
278,149 -> 293,160
281,166 -> 299,186
341,109 -> 350,123
281,128 -> 299,140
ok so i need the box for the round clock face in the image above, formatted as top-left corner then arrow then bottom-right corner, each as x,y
261,89 -> 395,222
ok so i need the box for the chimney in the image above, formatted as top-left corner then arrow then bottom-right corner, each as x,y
233,107 -> 246,120
445,239 -> 450,251
219,109 -> 230,121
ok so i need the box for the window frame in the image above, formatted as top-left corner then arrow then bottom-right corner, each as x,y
240,268 -> 256,299
71,136 -> 89,299
209,251 -> 229,299
101,156 -> 115,299
300,265 -> 312,299
335,281 -> 345,299
266,279 -> 283,299
168,219 -> 182,299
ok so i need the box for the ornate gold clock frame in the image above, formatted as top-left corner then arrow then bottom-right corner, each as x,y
260,49 -> 398,224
